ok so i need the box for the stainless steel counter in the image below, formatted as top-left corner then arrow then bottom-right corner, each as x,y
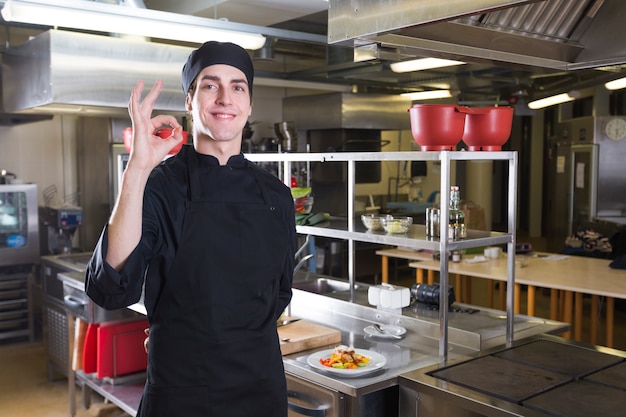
57,270 -> 569,416
284,286 -> 569,398
398,334 -> 626,417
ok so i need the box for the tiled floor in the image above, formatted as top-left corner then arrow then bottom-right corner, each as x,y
0,341 -> 127,417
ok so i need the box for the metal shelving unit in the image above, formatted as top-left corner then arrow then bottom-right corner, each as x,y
247,151 -> 518,361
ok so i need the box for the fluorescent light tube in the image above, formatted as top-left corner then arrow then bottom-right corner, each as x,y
1,0 -> 266,50
391,58 -> 465,73
605,77 -> 626,91
527,93 -> 578,109
401,90 -> 452,100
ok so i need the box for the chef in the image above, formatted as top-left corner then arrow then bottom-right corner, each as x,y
85,41 -> 296,417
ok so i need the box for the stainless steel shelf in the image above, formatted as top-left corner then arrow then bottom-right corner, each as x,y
248,149 -> 518,362
297,221 -> 512,251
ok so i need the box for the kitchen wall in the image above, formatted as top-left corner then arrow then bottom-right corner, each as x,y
0,83 -> 570,250
0,116 -> 79,202
0,86 -> 285,252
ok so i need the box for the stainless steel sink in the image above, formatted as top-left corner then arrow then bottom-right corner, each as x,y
292,277 -> 359,295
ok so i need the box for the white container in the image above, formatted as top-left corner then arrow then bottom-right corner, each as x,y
368,283 -> 411,310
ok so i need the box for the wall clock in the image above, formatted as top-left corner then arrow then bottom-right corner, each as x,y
604,117 -> 626,141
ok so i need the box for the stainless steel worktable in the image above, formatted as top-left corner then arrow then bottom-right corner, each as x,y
282,285 -> 569,398
64,272 -> 568,416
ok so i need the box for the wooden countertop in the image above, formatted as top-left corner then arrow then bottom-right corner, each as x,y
377,247 -> 626,347
377,248 -> 626,299
419,253 -> 625,299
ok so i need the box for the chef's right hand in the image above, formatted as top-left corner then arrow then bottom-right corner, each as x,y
127,80 -> 183,171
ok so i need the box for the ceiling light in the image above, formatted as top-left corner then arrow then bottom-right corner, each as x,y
605,77 -> 626,90
527,91 -> 580,110
390,58 -> 465,73
1,0 -> 266,50
401,90 -> 452,100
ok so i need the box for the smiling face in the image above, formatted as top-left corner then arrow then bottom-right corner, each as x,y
185,64 -> 252,156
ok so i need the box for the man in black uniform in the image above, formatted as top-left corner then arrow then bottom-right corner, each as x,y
85,41 -> 296,417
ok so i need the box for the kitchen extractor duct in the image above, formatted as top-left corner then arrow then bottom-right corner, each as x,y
328,0 -> 626,71
282,92 -> 412,130
2,29 -> 193,116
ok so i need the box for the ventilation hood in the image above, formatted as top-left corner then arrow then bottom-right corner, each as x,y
282,92 -> 412,130
2,29 -> 192,117
328,0 -> 626,71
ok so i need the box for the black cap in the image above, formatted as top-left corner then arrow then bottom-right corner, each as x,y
181,41 -> 254,96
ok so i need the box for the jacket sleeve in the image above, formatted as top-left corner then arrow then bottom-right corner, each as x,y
276,188 -> 296,318
84,225 -> 148,310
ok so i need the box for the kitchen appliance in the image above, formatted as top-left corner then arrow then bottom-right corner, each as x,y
0,184 -> 39,343
39,206 -> 83,255
399,336 -> 626,417
0,184 -> 40,267
544,116 -> 626,250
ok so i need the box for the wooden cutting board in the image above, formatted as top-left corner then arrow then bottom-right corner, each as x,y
278,319 -> 342,355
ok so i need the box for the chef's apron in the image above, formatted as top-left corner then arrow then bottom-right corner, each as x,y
137,151 -> 290,417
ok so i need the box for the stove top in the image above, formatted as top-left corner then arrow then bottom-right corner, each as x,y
428,338 -> 626,416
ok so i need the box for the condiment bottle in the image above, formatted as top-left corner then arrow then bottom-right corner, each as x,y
448,186 -> 466,240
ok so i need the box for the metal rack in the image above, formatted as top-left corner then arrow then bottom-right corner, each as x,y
247,151 -> 518,361
0,267 -> 35,342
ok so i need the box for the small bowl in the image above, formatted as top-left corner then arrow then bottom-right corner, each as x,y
361,214 -> 387,231
295,196 -> 314,214
380,216 -> 413,234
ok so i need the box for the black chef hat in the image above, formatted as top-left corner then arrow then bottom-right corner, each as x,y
181,41 -> 254,96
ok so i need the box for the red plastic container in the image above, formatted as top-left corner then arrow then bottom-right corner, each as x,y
462,106 -> 514,151
122,127 -> 188,155
408,104 -> 472,151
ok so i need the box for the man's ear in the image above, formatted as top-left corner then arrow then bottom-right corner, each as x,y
185,93 -> 193,112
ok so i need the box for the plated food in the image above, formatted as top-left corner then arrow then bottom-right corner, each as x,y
307,345 -> 387,377
319,345 -> 371,369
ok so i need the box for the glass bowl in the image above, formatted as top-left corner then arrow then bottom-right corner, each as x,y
380,216 -> 413,234
295,196 -> 314,214
361,214 -> 387,231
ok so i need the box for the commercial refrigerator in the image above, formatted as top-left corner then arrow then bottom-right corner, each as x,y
544,116 -> 626,250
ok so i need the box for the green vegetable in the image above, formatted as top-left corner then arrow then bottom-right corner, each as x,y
291,187 -> 312,199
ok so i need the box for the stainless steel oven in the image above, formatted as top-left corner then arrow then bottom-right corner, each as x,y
0,184 -> 39,267
287,373 -> 346,417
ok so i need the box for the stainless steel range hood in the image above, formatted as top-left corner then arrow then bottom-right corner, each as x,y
2,29 -> 192,116
328,0 -> 626,71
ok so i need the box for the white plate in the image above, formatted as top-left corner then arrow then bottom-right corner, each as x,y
307,349 -> 387,377
363,325 -> 407,339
